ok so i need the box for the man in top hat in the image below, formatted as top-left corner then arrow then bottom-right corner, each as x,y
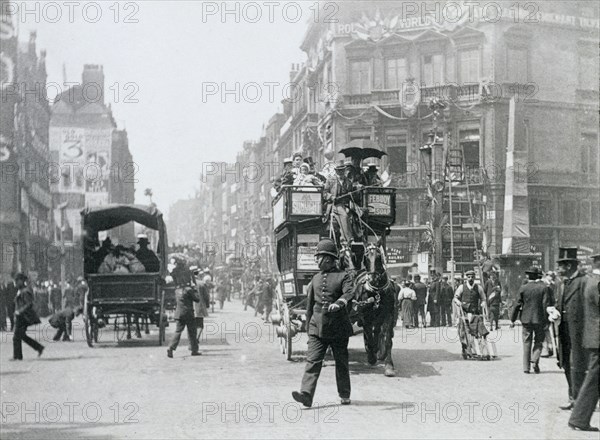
510,266 -> 551,373
136,234 -> 160,273
552,247 -> 588,410
323,160 -> 354,244
363,162 -> 382,187
292,239 -> 354,407
568,252 -> 600,431
303,156 -> 316,173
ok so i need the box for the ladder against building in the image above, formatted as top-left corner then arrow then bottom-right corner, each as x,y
447,146 -> 464,184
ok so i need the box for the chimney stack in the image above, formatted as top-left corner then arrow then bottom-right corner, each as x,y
28,31 -> 37,54
82,64 -> 105,104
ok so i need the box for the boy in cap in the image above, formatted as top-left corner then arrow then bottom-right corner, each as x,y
49,306 -> 84,341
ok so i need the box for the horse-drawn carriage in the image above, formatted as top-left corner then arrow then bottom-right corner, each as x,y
81,204 -> 168,347
270,184 -> 398,374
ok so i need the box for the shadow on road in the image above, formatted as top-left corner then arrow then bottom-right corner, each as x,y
36,356 -> 103,362
302,400 -> 416,411
0,371 -> 29,376
0,423 -> 126,440
90,338 -> 163,348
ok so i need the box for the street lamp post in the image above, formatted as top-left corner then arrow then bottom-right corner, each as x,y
420,98 -> 447,275
57,201 -> 68,308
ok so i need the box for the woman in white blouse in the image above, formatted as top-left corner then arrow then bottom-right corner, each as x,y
398,280 -> 417,329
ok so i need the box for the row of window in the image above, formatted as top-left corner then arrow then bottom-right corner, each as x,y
350,48 -> 501,95
353,128 -> 599,183
351,128 -> 481,175
348,46 -> 597,95
394,199 -> 482,227
530,199 -> 600,226
394,196 -> 600,229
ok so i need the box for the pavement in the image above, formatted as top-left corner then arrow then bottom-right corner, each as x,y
1,298 -> 598,439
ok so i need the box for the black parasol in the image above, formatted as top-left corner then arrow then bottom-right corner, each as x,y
339,139 -> 387,160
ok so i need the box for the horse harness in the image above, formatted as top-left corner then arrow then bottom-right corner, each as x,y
363,276 -> 392,310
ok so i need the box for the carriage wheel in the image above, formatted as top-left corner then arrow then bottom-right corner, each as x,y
83,292 -> 94,348
158,289 -> 166,346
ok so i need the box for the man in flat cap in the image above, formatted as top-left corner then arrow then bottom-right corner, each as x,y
292,239 -> 354,407
553,247 -> 588,410
510,266 -> 551,373
567,252 -> 599,431
454,270 -> 489,358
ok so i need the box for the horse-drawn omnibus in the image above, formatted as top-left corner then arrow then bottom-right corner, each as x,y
270,184 -> 397,369
81,204 -> 169,347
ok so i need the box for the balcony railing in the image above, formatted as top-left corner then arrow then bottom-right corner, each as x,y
344,94 -> 371,105
344,83 -> 482,108
371,89 -> 400,104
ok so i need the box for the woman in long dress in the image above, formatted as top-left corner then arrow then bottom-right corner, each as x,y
398,280 -> 417,329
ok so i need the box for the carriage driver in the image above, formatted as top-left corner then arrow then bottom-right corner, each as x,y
292,239 -> 355,407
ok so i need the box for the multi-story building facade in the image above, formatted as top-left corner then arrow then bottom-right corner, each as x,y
296,0 -> 599,275
0,27 -> 53,282
49,64 -> 135,277
197,1 -> 599,278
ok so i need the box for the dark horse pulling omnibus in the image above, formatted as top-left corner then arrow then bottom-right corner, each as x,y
81,204 -> 169,347
271,184 -> 398,376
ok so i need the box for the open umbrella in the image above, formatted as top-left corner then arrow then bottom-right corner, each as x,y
339,139 -> 387,160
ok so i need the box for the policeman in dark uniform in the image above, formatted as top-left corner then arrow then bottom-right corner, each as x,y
554,247 -> 588,410
292,239 -> 354,407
